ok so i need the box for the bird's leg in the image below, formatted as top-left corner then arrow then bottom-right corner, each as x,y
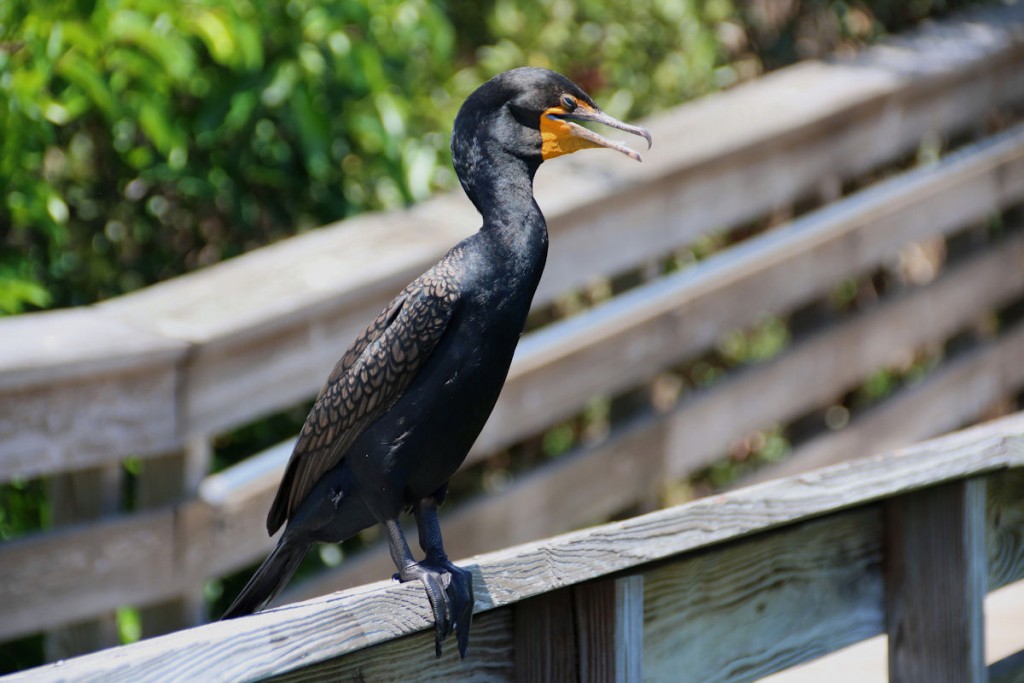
383,518 -> 455,657
414,496 -> 474,659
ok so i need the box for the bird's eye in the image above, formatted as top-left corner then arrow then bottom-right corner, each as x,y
560,95 -> 577,112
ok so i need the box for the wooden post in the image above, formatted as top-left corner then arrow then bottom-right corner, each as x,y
514,575 -> 643,683
575,575 -> 644,683
44,464 -> 122,660
885,478 -> 987,683
137,436 -> 211,637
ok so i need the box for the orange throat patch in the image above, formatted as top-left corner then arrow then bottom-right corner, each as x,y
539,105 -> 601,160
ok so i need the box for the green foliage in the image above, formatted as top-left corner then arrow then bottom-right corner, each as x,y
454,0 -> 734,119
116,607 -> 141,644
0,479 -> 48,541
1,0 -> 455,311
1,0 -> 990,313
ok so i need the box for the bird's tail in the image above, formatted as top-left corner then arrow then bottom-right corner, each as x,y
221,538 -> 310,620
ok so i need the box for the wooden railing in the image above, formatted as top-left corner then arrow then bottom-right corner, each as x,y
3,1 -> 1024,663
7,414 -> 1024,682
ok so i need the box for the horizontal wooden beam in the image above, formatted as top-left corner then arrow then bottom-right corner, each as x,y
9,416 -> 1024,681
643,509 -> 883,682
743,322 -> 1024,487
0,309 -> 188,482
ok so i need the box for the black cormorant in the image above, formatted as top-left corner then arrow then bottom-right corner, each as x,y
222,67 -> 652,659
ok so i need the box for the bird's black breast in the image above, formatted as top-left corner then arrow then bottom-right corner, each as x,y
345,232 -> 543,508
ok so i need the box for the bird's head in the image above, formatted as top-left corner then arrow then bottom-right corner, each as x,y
451,67 -> 652,203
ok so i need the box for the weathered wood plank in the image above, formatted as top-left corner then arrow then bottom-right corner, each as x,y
744,320 -> 1024,486
0,307 -> 187,482
137,439 -> 210,637
575,576 -> 643,683
885,479 -> 988,683
0,452 -> 287,642
513,587 -> 578,683
268,608 -> 515,683
0,363 -> 184,483
0,508 -> 179,642
8,418 -> 1024,681
473,125 -> 1024,459
643,509 -> 883,683
44,464 -> 123,661
0,308 -> 186,390
512,575 -> 643,683
988,470 -> 1024,591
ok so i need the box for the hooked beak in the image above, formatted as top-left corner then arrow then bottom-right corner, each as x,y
549,106 -> 653,162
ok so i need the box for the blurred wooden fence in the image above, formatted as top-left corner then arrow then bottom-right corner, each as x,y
9,415 -> 1024,681
3,1 -> 1024,666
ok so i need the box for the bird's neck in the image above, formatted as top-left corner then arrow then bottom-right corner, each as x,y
459,148 -> 548,265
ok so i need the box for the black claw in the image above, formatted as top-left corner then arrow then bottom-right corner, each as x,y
395,560 -> 474,658
439,562 -> 474,660
396,562 -> 460,657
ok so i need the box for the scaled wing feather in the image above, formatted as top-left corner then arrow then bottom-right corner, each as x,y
267,268 -> 460,534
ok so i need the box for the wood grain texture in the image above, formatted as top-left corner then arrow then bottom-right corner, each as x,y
575,576 -> 644,683
0,364 -> 183,483
643,509 -> 884,683
9,417 -> 1024,682
987,469 -> 1024,591
0,508 -> 178,641
513,576 -> 644,683
137,441 -> 210,637
514,588 -> 578,683
743,320 -> 1024,487
44,464 -> 123,661
268,608 -> 515,683
0,307 -> 186,390
885,479 -> 988,683
0,445 -> 287,642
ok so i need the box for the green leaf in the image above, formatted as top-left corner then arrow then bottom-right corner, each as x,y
189,9 -> 238,68
55,50 -> 118,118
138,100 -> 181,154
0,277 -> 52,314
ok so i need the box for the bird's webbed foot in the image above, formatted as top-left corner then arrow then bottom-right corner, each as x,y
427,557 -> 473,659
394,559 -> 473,658
384,513 -> 474,659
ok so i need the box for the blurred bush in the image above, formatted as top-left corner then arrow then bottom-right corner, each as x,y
0,0 -> 986,314
450,0 -> 733,120
1,0 -> 455,312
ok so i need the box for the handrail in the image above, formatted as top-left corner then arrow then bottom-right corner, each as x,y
7,413 -> 1023,682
